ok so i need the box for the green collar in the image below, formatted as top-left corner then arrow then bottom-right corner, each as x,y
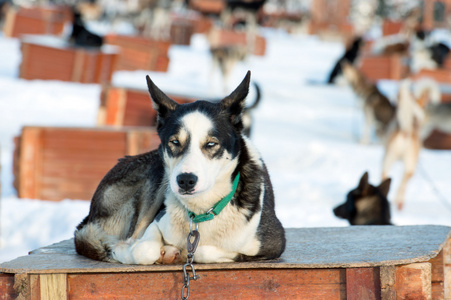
187,172 -> 240,223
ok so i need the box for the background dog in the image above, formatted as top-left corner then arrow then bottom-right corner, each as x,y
74,71 -> 286,264
341,61 -> 396,144
381,78 -> 440,210
69,7 -> 104,48
333,172 -> 392,225
327,36 -> 363,84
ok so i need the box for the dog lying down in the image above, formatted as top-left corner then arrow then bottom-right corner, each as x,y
333,172 -> 392,225
74,71 -> 286,264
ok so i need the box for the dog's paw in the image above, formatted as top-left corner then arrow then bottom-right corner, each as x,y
156,245 -> 183,264
111,240 -> 134,264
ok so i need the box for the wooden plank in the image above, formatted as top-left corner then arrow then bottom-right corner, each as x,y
13,273 -> 32,300
72,50 -> 85,83
67,269 -> 346,299
0,273 -> 17,299
346,268 -> 380,300
429,251 -> 444,299
105,87 -> 126,126
18,127 -> 43,199
395,262 -> 432,300
444,237 -> 451,299
40,274 -> 67,300
380,266 -> 396,300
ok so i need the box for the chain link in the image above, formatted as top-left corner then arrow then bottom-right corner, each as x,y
181,219 -> 200,300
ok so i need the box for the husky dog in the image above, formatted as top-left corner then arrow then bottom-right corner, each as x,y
210,44 -> 248,93
333,172 -> 392,225
410,30 -> 451,73
341,61 -> 397,144
327,36 -> 363,84
74,71 -> 286,264
381,78 -> 438,210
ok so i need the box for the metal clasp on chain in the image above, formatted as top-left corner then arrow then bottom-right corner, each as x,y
181,218 -> 200,300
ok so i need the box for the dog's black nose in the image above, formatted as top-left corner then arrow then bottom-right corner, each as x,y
177,173 -> 198,192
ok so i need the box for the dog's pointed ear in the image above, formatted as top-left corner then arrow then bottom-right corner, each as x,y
357,172 -> 370,195
220,71 -> 251,127
378,178 -> 391,197
146,75 -> 178,125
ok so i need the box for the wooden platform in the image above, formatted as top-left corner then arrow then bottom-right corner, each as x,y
19,35 -> 118,84
104,34 -> 170,72
424,130 -> 451,150
3,6 -> 71,38
13,126 -> 159,201
0,225 -> 450,299
98,85 -> 199,127
208,28 -> 266,56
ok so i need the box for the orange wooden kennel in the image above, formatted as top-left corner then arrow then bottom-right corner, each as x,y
13,126 -> 159,201
19,35 -> 118,84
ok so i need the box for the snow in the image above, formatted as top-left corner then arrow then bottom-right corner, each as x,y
1,29 -> 450,263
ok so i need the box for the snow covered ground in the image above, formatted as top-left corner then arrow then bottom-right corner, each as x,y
1,28 -> 451,264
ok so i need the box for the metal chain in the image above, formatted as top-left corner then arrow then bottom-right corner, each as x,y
181,219 -> 200,300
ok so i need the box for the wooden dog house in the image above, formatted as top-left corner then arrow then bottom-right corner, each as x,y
2,6 -> 71,38
19,35 -> 118,84
188,0 -> 225,15
424,130 -> 451,150
308,0 -> 354,41
359,54 -> 408,81
98,85 -> 199,127
104,34 -> 171,72
0,225 -> 450,298
208,28 -> 267,56
13,126 -> 160,201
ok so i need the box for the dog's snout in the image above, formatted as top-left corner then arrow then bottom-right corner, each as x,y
177,173 -> 198,192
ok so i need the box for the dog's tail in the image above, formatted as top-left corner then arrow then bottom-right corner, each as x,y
245,81 -> 261,111
74,220 -> 119,262
413,77 -> 442,106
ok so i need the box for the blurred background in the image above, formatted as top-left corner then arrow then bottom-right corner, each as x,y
0,0 -> 450,262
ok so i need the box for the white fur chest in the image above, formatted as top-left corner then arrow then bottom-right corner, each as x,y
157,193 -> 263,263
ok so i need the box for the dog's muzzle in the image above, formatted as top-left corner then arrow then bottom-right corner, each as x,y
177,172 -> 198,194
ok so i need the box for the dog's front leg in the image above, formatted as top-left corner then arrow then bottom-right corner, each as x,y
112,223 -> 163,265
361,106 -> 374,144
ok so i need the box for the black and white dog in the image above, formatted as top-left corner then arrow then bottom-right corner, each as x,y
74,71 -> 286,264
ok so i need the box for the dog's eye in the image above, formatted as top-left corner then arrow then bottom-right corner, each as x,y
206,142 -> 217,148
170,139 -> 180,146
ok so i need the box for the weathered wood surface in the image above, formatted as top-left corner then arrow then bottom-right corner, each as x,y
1,226 -> 450,275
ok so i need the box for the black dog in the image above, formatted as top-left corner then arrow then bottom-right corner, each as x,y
70,8 -> 103,48
226,0 -> 266,13
430,42 -> 450,67
327,36 -> 363,84
415,29 -> 450,68
333,172 -> 392,225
